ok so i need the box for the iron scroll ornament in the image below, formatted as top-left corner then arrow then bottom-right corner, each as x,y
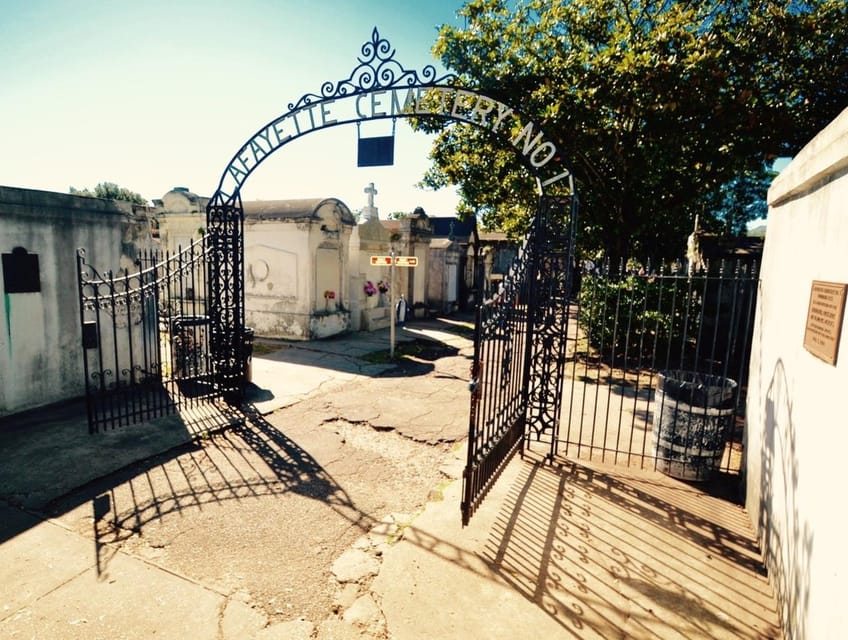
289,27 -> 457,111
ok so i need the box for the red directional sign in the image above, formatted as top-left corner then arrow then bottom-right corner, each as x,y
370,256 -> 418,267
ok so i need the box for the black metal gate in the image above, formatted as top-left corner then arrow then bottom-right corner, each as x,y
462,195 -> 577,525
546,258 -> 758,476
206,193 -> 246,405
77,238 -> 222,433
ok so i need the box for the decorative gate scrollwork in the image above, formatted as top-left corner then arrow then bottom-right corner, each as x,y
77,239 -> 219,433
462,195 -> 577,525
206,193 -> 246,405
524,196 -> 577,442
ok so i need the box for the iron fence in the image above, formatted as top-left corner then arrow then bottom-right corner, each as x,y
539,258 -> 758,477
78,238 -> 219,433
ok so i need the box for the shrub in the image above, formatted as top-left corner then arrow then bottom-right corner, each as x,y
577,269 -> 703,366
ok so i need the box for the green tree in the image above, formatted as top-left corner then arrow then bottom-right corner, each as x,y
69,182 -> 148,205
702,165 -> 777,236
424,0 -> 848,257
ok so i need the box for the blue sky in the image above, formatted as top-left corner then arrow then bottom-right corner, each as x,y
0,0 -> 468,215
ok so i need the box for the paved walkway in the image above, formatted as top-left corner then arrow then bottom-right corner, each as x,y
0,317 -> 781,639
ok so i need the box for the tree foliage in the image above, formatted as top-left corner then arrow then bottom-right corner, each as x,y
69,182 -> 148,205
425,0 -> 848,257
702,166 -> 777,236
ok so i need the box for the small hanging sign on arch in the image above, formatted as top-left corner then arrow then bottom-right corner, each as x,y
357,120 -> 395,167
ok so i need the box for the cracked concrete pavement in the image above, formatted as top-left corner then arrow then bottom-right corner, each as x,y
0,317 -> 476,639
0,314 -> 781,639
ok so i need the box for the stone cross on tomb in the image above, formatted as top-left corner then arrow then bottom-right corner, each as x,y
362,182 -> 379,222
364,182 -> 377,208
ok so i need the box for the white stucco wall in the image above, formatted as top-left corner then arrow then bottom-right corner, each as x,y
745,106 -> 848,639
412,243 -> 429,304
428,240 -> 461,314
0,187 -> 147,416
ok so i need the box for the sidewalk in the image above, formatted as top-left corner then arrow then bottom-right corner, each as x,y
0,318 -> 463,512
0,317 -> 781,639
373,447 -> 781,640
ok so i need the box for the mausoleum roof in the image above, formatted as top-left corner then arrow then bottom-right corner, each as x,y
242,198 -> 355,224
430,238 -> 457,249
156,187 -> 209,214
477,231 -> 509,242
430,216 -> 476,242
169,187 -> 202,203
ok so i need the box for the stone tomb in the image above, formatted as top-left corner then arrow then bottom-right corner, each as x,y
427,238 -> 462,314
243,198 -> 356,340
152,187 -> 210,251
380,206 -> 433,319
353,223 -> 394,332
153,183 -> 441,339
352,184 -> 394,332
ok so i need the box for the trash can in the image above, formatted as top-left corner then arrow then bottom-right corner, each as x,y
651,370 -> 738,481
242,327 -> 255,383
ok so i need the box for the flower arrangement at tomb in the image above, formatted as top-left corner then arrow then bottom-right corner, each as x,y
323,290 -> 336,310
377,280 -> 390,294
363,281 -> 377,297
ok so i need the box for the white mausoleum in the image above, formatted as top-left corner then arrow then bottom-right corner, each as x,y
243,198 -> 356,340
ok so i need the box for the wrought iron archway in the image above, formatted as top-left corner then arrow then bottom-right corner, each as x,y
77,28 -> 578,523
203,28 -> 578,524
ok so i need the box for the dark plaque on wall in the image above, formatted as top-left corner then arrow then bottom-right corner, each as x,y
2,247 -> 41,294
803,280 -> 847,365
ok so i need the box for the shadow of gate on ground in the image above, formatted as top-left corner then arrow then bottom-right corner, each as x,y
484,453 -> 779,639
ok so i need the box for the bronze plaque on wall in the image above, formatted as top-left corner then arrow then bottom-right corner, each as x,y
803,280 -> 847,365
